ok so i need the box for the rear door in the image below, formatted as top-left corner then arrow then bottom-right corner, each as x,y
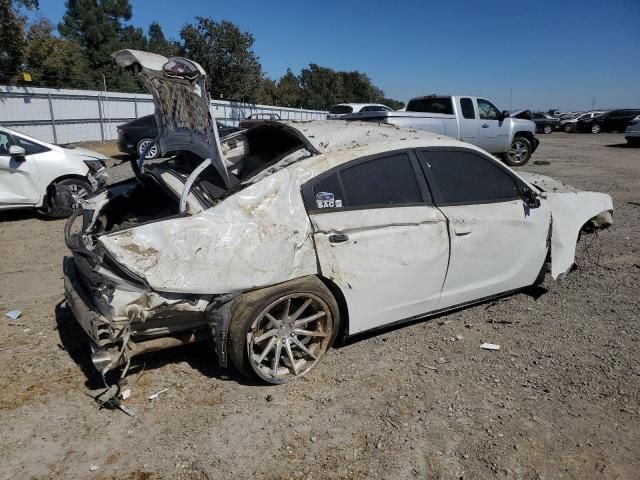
475,98 -> 510,153
304,150 -> 450,335
417,148 -> 551,308
458,97 -> 478,143
0,130 -> 42,207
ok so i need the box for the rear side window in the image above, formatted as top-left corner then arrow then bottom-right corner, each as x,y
304,152 -> 424,211
133,115 -> 155,127
418,150 -> 521,205
406,97 -> 453,115
329,105 -> 353,114
340,153 -> 422,208
460,98 -> 475,119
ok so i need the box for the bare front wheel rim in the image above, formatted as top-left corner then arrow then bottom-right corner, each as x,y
67,183 -> 89,204
247,293 -> 333,383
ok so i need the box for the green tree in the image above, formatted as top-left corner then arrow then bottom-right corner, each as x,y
148,21 -> 179,57
0,0 -> 39,82
380,97 -> 405,110
180,17 -> 263,102
59,0 -> 139,90
299,63 -> 343,110
21,18 -> 91,88
255,77 -> 277,105
276,68 -> 301,107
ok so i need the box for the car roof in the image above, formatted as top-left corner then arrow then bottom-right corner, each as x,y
281,120 -> 469,155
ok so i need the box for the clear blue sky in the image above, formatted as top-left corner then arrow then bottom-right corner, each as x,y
35,0 -> 640,111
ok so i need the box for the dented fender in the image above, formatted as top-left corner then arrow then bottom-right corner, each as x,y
544,191 -> 613,280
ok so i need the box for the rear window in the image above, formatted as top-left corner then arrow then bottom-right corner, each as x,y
131,115 -> 155,127
406,97 -> 453,115
329,105 -> 353,114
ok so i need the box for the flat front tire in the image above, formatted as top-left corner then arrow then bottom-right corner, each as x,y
40,178 -> 93,218
503,136 -> 533,166
228,276 -> 340,384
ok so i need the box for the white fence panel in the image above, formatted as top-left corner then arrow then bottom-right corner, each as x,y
0,85 -> 327,144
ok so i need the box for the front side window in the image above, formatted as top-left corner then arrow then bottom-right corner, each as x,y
304,152 -> 425,211
13,135 -> 49,155
329,105 -> 353,114
477,99 -> 501,120
418,149 -> 521,205
0,131 -> 13,155
460,98 -> 475,119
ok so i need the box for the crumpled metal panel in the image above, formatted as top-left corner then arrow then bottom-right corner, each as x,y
98,161 -> 323,294
112,49 -> 229,187
544,191 -> 613,280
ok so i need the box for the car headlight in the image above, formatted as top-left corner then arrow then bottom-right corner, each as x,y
84,159 -> 106,172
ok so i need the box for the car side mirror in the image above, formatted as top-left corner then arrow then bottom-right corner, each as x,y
522,187 -> 541,208
9,145 -> 26,159
499,110 -> 509,121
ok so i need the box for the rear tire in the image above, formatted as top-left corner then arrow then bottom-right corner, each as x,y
591,124 -> 601,134
503,136 -> 533,166
564,124 -> 574,133
543,124 -> 553,134
136,138 -> 159,160
228,276 -> 340,384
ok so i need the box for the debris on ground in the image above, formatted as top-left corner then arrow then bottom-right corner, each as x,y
5,310 -> 22,320
89,465 -> 98,472
534,160 -> 551,165
148,388 -> 169,401
120,388 -> 132,400
481,343 -> 501,351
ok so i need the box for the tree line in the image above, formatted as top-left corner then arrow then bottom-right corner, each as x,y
0,0 -> 404,110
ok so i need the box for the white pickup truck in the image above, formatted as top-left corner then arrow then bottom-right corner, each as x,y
341,95 -> 539,166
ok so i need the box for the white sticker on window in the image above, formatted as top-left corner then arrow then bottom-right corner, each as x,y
315,191 -> 342,209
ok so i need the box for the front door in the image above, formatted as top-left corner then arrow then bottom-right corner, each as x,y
303,150 -> 450,335
417,148 -> 551,308
0,130 -> 41,207
475,98 -> 510,153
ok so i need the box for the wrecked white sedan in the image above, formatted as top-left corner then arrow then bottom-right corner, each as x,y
63,50 -> 613,384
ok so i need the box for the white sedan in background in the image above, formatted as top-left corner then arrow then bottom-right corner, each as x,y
0,127 -> 108,217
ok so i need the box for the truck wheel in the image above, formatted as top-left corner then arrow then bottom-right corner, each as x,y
503,136 -> 532,166
591,124 -> 601,134
543,124 -> 553,134
228,276 -> 340,384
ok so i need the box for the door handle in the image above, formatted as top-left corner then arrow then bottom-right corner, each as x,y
329,233 -> 349,243
481,123 -> 490,128
453,227 -> 472,236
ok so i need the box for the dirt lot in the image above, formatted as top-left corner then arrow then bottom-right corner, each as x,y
1,133 -> 639,480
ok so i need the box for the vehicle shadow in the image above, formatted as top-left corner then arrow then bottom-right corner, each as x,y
54,301 -> 261,388
0,209 -> 57,223
605,143 -> 637,148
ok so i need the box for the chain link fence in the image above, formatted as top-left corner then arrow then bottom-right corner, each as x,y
0,85 -> 327,144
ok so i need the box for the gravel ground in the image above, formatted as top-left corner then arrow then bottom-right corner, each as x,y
0,132 -> 639,480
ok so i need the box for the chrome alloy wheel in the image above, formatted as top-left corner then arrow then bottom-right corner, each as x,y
137,139 -> 159,159
508,140 -> 530,165
67,183 -> 89,204
247,293 -> 333,383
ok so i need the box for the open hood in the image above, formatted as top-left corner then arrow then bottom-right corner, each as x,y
112,49 -> 229,187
